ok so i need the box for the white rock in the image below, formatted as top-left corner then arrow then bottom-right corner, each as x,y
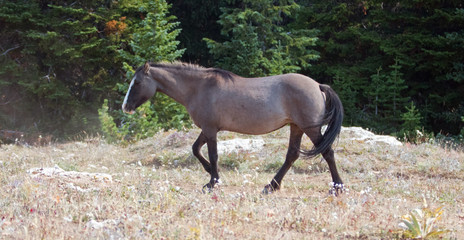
217,138 -> 265,154
27,165 -> 112,182
341,127 -> 402,146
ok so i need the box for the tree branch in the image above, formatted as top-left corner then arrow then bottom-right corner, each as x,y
0,46 -> 20,56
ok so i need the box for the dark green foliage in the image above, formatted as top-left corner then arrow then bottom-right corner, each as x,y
0,0 -> 188,140
0,1 -> 121,136
367,3 -> 464,134
298,0 -> 464,135
332,72 -> 359,126
170,0 -> 225,65
367,58 -> 409,132
204,0 -> 319,77
296,0 -> 378,126
399,102 -> 424,143
105,0 -> 189,141
1,0 -> 463,141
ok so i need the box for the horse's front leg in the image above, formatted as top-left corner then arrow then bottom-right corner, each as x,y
202,132 -> 220,193
192,132 -> 211,174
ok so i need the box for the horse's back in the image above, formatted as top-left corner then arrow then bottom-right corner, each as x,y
193,73 -> 326,134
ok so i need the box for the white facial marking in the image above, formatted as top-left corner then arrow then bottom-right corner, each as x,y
122,76 -> 136,113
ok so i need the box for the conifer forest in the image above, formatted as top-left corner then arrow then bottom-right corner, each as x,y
1,0 -> 463,142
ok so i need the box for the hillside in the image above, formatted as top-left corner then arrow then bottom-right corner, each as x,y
1,127 -> 463,239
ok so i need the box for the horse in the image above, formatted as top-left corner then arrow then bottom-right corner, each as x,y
122,62 -> 345,195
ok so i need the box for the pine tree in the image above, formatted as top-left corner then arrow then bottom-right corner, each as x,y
297,0 -> 464,134
401,102 -> 422,132
296,0 -> 379,127
110,0 -> 188,140
368,66 -> 385,117
170,0 -> 224,65
118,0 -> 185,68
368,1 -> 464,134
384,58 -> 409,121
204,0 -> 319,77
0,1 -> 122,136
366,59 -> 409,131
400,102 -> 424,142
332,71 -> 358,125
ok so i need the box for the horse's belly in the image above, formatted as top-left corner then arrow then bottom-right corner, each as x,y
220,112 -> 290,135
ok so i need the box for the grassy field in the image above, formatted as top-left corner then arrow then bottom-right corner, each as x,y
1,127 -> 463,239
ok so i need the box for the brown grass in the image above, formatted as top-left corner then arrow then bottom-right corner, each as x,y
1,128 -> 463,239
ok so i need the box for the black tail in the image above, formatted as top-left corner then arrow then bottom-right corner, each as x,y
305,84 -> 344,157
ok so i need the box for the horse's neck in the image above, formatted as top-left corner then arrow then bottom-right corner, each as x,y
151,67 -> 197,106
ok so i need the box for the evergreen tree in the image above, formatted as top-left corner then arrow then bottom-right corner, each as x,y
400,102 -> 424,142
296,0 -> 380,127
170,0 -> 224,65
332,71 -> 358,125
367,1 -> 464,134
297,0 -> 464,134
0,1 -> 122,136
401,102 -> 422,133
109,0 -> 188,140
366,59 -> 409,131
204,0 -> 319,77
384,58 -> 409,121
368,66 -> 385,117
118,0 -> 185,67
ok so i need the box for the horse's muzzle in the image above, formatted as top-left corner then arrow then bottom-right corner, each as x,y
122,104 -> 135,115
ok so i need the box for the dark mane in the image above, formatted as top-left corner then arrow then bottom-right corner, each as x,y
136,61 -> 237,80
206,68 -> 237,80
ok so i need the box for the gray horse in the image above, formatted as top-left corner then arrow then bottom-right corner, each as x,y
122,62 -> 344,194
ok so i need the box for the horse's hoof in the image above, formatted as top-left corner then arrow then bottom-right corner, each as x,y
202,183 -> 213,194
202,178 -> 222,194
329,182 -> 344,196
262,184 -> 276,195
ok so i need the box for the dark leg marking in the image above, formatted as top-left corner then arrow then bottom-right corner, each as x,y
263,124 -> 304,194
192,132 -> 212,174
306,127 -> 344,196
202,133 -> 220,193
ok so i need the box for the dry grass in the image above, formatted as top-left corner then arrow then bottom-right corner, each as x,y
1,128 -> 463,239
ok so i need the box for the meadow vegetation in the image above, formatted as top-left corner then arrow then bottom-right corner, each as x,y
1,127 -> 463,239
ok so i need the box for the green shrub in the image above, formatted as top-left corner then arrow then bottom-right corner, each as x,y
98,99 -> 129,143
99,99 -> 159,142
398,102 -> 427,143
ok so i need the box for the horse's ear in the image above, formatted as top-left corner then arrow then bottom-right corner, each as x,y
144,62 -> 150,74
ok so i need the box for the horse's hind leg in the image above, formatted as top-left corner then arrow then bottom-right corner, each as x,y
263,124 -> 303,194
192,132 -> 211,174
305,127 -> 344,194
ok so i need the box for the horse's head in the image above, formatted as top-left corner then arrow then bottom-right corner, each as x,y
122,62 -> 158,114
